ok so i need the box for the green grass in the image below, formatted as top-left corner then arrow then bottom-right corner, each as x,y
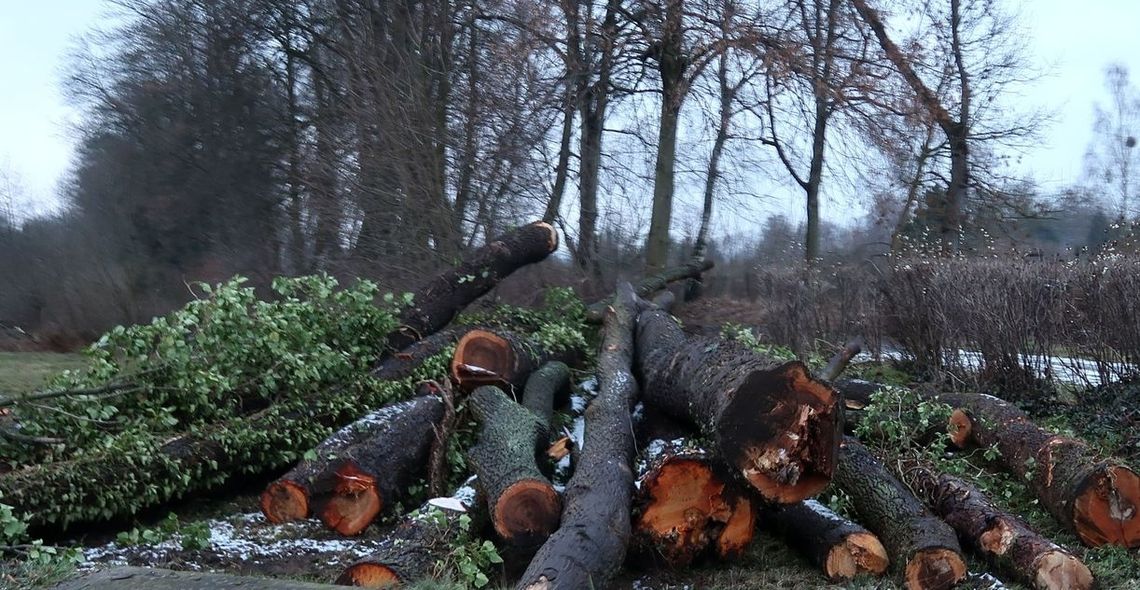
0,352 -> 86,395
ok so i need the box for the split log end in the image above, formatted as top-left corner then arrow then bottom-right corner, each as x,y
824,531 -> 889,581
727,362 -> 840,504
321,464 -> 383,536
716,494 -> 757,560
1073,464 -> 1140,547
1033,549 -> 1095,590
530,221 -> 559,252
493,479 -> 561,547
260,480 -> 309,524
904,547 -> 967,590
336,563 -> 400,588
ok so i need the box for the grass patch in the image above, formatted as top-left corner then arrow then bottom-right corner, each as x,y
0,352 -> 86,395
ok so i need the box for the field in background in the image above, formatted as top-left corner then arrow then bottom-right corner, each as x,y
0,352 -> 86,395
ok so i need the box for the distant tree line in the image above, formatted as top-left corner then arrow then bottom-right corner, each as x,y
1,0 -> 1137,345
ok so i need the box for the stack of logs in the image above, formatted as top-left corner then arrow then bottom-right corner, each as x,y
248,222 -> 1140,590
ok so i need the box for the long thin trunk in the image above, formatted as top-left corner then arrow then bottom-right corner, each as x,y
645,0 -> 687,273
543,85 -> 576,224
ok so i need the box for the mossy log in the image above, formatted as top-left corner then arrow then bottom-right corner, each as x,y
583,259 -> 713,323
318,395 -> 446,536
387,220 -> 559,352
833,437 -> 966,590
630,439 -> 756,567
337,479 -> 485,587
260,396 -> 441,524
467,384 -> 561,549
764,498 -> 889,581
935,391 -> 1140,548
516,282 -> 640,590
902,462 -> 1094,590
633,306 -> 842,503
450,328 -> 579,394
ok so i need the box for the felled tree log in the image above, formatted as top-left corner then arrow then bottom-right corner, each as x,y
337,478 -> 486,587
833,437 -> 966,590
764,499 -> 889,581
371,326 -> 469,381
519,362 -> 571,430
633,306 -> 842,503
450,328 -> 579,393
467,384 -> 560,549
387,220 -> 559,352
902,462 -> 1094,590
935,391 -> 1140,547
260,396 -> 439,524
516,282 -> 640,590
583,259 -> 714,323
318,395 -> 445,535
630,439 -> 756,567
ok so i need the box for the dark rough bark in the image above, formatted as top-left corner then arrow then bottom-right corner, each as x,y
467,385 -> 560,549
520,362 -> 572,430
822,337 -> 863,382
634,307 -> 842,503
765,498 -> 889,581
319,396 -> 445,535
933,391 -> 1140,547
833,437 -> 966,590
901,463 -> 1094,590
387,220 -> 558,352
337,479 -> 485,587
630,439 -> 756,567
260,398 -> 437,524
516,282 -> 640,590
371,326 -> 469,381
584,259 -> 714,323
450,329 -> 581,394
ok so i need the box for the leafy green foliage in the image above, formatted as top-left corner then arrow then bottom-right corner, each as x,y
458,288 -> 590,357
115,512 -> 210,551
5,275 -> 404,466
720,323 -> 796,361
423,509 -> 503,589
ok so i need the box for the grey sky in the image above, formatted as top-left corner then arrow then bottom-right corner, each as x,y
1,0 -> 1139,219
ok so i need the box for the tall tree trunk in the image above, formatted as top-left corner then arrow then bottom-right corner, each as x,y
645,0 -> 687,273
543,85 -> 575,224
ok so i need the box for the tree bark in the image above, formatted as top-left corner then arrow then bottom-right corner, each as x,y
933,391 -> 1140,547
260,397 -> 440,524
450,329 -> 581,394
467,385 -> 560,549
634,306 -> 842,503
319,395 -> 446,536
387,220 -> 558,352
371,326 -> 469,381
833,437 -> 966,590
337,478 -> 485,587
519,361 -> 572,430
584,259 -> 714,323
901,462 -> 1094,590
516,282 -> 640,590
764,498 -> 889,581
822,337 -> 863,382
630,438 -> 756,567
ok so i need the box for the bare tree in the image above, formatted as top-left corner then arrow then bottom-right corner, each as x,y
1084,64 -> 1140,218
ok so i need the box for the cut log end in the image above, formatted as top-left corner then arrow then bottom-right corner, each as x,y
532,221 -> 559,252
259,480 -> 308,524
450,330 -> 514,391
728,363 -> 839,504
948,409 -> 972,449
493,479 -> 561,546
824,531 -> 889,581
336,563 -> 400,588
321,464 -> 382,536
1032,549 -> 1095,590
1073,464 -> 1140,547
903,547 -> 967,590
634,457 -> 755,565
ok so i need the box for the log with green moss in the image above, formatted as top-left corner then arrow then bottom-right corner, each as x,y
449,328 -> 580,394
633,305 -> 842,504
467,383 -> 561,549
901,462 -> 1094,590
764,499 -> 889,581
583,260 -> 713,323
337,478 -> 488,587
318,395 -> 446,536
387,220 -> 559,352
630,439 -> 756,567
260,393 -> 443,525
516,282 -> 640,590
934,391 -> 1140,548
833,437 -> 966,590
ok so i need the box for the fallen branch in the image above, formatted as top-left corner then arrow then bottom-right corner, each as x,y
583,260 -> 714,323
764,498 -> 889,581
822,337 -> 863,382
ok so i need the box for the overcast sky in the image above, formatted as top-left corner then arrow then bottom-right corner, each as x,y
2,1 -> 1140,220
